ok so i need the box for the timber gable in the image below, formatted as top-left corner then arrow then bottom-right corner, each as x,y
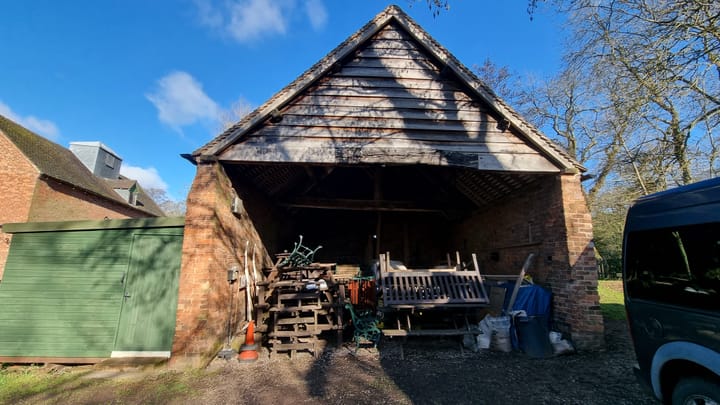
193,5 -> 581,173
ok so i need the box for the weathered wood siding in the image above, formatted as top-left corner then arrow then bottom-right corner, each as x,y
220,22 -> 559,172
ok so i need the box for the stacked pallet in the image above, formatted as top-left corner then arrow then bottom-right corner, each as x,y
259,263 -> 345,358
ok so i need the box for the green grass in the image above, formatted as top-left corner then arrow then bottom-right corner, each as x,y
0,366 -> 201,404
598,280 -> 626,320
0,365 -> 87,404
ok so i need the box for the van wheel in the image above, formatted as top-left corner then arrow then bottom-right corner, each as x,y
672,377 -> 720,405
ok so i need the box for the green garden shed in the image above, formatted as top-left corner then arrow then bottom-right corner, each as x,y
0,217 -> 184,363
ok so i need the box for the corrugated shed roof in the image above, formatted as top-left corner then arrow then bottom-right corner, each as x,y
192,5 -> 583,172
0,114 -> 163,217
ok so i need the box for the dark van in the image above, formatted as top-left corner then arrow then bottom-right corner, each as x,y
624,177 -> 720,404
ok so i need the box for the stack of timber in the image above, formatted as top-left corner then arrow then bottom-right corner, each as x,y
260,263 -> 345,358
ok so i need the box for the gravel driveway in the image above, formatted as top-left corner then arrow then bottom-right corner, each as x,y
14,318 -> 656,404
194,318 -> 656,405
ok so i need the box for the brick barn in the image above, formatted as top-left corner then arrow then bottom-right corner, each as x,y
0,115 -> 163,280
173,5 -> 601,365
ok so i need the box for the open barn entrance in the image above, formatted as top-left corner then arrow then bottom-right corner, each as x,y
225,162 -> 546,274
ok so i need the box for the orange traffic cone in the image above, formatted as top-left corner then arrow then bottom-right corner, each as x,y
238,321 -> 259,362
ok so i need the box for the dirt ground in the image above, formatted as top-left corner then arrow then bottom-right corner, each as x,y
14,317 -> 657,405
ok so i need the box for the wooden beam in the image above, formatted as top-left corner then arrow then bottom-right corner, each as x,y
220,144 -> 560,172
279,197 -> 445,213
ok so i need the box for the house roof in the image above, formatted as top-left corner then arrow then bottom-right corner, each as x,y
192,4 -> 583,173
0,114 -> 163,217
105,178 -> 137,190
104,176 -> 166,217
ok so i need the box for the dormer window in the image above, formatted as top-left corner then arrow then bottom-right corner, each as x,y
128,184 -> 138,205
104,154 -> 115,169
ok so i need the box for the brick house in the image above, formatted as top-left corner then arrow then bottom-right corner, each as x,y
173,5 -> 601,364
0,114 -> 164,279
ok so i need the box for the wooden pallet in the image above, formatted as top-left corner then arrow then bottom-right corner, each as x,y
263,264 -> 344,359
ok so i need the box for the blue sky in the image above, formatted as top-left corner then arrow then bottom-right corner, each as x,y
0,1 -> 565,201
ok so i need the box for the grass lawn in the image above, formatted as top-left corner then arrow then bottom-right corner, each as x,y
0,365 -> 90,404
0,365 -> 201,404
598,280 -> 626,320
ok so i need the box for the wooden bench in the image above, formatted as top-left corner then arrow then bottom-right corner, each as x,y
376,253 -> 490,357
378,253 -> 490,309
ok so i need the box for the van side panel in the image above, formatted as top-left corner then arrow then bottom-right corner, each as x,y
623,177 -> 720,400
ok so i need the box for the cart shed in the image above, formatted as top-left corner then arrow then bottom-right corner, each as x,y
173,5 -> 601,364
0,218 -> 184,363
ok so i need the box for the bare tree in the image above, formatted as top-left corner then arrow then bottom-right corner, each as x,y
411,0 -> 449,16
217,97 -> 253,132
563,0 -> 720,186
472,1 -> 719,275
146,188 -> 187,217
475,59 -> 629,203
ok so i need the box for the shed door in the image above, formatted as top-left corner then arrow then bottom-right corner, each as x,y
112,234 -> 182,357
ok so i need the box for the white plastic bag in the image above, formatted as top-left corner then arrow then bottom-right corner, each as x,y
482,315 -> 512,352
476,330 -> 491,349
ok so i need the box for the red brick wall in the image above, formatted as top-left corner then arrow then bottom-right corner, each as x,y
451,173 -> 603,350
551,174 -> 603,349
28,178 -> 146,221
0,134 -> 39,280
171,161 -> 271,366
0,133 -> 156,280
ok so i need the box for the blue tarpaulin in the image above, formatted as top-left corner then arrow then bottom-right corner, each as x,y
502,283 -> 552,320
499,283 -> 553,355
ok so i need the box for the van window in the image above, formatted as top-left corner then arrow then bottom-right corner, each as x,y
625,222 -> 720,311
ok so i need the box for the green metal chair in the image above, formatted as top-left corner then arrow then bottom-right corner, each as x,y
280,235 -> 322,267
345,303 -> 381,352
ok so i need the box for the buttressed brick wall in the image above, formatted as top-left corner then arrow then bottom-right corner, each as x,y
451,173 -> 602,350
172,161 -> 271,366
552,174 -> 603,349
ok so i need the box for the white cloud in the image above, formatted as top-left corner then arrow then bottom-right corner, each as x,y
227,0 -> 287,42
218,96 -> 254,130
193,0 -> 223,29
0,100 -> 61,140
146,72 -> 255,133
305,0 -> 327,30
120,165 -> 169,191
193,0 -> 327,44
145,71 -> 221,130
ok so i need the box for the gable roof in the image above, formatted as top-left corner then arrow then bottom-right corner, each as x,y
0,114 -> 163,217
192,5 -> 583,172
